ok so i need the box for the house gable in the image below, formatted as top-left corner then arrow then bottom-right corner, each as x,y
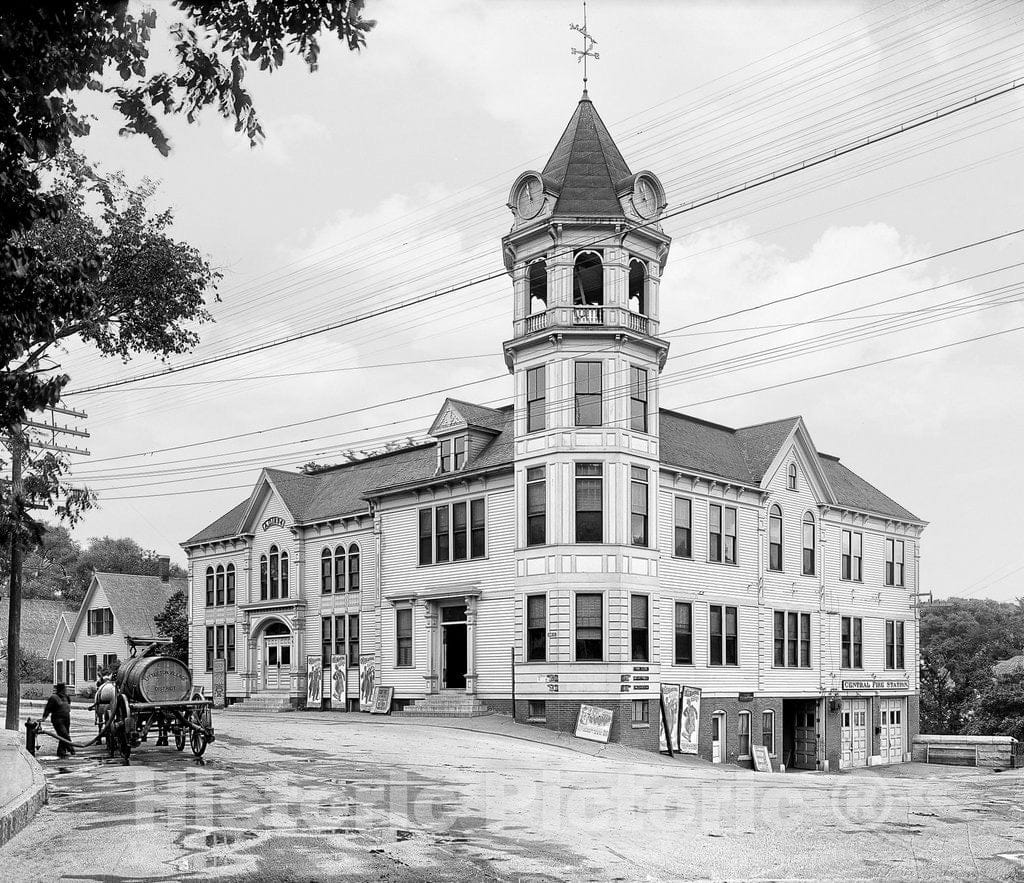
760,419 -> 835,506
238,471 -> 301,536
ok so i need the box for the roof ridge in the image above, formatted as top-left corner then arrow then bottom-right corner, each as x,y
659,407 -> 737,434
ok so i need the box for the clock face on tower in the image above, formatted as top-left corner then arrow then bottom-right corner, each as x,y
514,175 -> 545,220
632,175 -> 659,220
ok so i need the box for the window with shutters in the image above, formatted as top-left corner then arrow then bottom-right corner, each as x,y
674,602 -> 693,665
396,608 -> 413,667
526,466 -> 546,546
769,505 -> 783,571
841,616 -> 863,669
630,367 -> 648,432
526,365 -> 546,432
574,361 -> 602,426
526,594 -> 546,662
841,530 -> 863,581
84,655 -> 98,683
631,594 -> 649,662
630,466 -> 648,547
575,463 -> 603,543
575,593 -> 603,661
674,497 -> 692,558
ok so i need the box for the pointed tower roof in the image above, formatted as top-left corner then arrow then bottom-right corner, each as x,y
542,91 -> 632,217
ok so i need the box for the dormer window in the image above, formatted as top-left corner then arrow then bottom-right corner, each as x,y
628,259 -> 647,314
439,436 -> 467,473
573,251 -> 603,306
528,260 -> 547,314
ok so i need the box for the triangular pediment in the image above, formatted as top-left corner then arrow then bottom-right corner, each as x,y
761,418 -> 835,505
429,401 -> 467,437
237,470 -> 299,535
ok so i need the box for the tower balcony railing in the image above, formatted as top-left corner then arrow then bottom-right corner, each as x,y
516,306 -> 654,338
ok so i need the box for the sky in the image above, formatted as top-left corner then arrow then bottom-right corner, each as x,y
42,0 -> 1024,603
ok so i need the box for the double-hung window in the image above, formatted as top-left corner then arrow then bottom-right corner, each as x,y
674,602 -> 693,664
768,505 -> 783,571
841,616 -> 863,668
762,711 -> 775,755
396,609 -> 413,667
215,566 -> 225,605
526,466 -> 546,546
226,563 -> 235,604
629,367 -> 648,432
526,366 -> 546,432
802,513 -> 816,576
419,500 -> 486,564
452,502 -> 468,561
709,604 -> 738,665
773,610 -> 812,667
348,614 -> 360,666
885,538 -> 905,586
630,595 -> 649,662
738,712 -> 751,757
574,361 -> 602,426
674,497 -> 692,557
885,620 -> 905,669
575,463 -> 603,543
205,628 -> 214,672
709,504 -> 737,564
575,593 -> 603,661
630,466 -> 649,547
526,595 -> 546,662
205,568 -> 215,606
841,530 -> 863,581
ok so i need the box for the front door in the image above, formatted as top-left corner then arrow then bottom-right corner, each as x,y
841,699 -> 869,768
879,698 -> 905,764
441,604 -> 468,690
263,635 -> 292,691
793,702 -> 817,769
711,713 -> 724,763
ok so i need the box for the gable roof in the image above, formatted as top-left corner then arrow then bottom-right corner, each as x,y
542,93 -> 631,217
70,573 -> 183,642
428,398 -> 506,437
47,612 -> 74,660
817,455 -> 921,523
0,598 -> 63,657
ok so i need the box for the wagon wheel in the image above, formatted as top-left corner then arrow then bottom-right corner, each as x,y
112,694 -> 132,763
174,726 -> 186,751
189,708 -> 209,757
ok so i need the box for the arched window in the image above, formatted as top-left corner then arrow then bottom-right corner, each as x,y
215,564 -> 225,606
768,505 -> 783,572
348,544 -> 360,593
280,550 -> 289,597
269,545 -> 279,599
226,563 -> 235,604
573,251 -> 603,306
628,258 -> 647,314
528,260 -> 547,314
802,513 -> 816,576
321,548 -> 332,595
334,545 -> 346,593
205,567 -> 214,607
787,463 -> 797,490
259,555 -> 268,600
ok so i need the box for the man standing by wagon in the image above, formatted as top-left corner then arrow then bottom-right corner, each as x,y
42,682 -> 74,759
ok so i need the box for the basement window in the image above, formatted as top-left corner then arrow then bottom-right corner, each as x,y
528,700 -> 546,721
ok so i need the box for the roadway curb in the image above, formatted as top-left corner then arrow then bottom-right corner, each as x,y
0,729 -> 48,848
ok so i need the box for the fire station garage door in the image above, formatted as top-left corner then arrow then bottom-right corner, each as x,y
841,699 -> 869,769
879,697 -> 906,765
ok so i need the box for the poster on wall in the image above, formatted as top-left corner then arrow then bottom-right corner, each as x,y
370,685 -> 394,715
574,704 -> 614,743
212,659 -> 227,709
679,686 -> 701,754
330,655 -> 347,709
306,656 -> 323,706
358,653 -> 376,711
659,683 -> 681,753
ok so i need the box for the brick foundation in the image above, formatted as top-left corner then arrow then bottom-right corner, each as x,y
483,697 -> 660,750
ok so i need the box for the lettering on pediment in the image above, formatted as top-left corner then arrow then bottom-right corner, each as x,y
262,516 -> 286,531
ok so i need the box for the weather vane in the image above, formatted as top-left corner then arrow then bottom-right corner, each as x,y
570,1 -> 599,92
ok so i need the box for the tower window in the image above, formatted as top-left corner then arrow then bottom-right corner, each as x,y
526,366 -> 546,432
574,361 -> 602,426
630,367 -> 648,432
628,259 -> 647,314
528,260 -> 547,314
573,251 -> 603,306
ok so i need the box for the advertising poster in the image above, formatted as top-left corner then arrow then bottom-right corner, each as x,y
212,658 -> 227,709
574,704 -> 614,743
659,683 -> 681,753
330,654 -> 347,708
358,652 -> 376,711
679,686 -> 702,755
370,685 -> 394,715
306,656 -> 323,706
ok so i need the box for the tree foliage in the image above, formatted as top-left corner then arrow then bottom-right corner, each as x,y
967,672 -> 1024,743
155,589 -> 189,663
69,535 -> 187,609
0,524 -> 81,601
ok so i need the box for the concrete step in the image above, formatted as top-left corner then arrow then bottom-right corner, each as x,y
229,695 -> 293,712
394,694 -> 493,718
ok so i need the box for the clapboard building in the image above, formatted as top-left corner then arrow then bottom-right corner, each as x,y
184,92 -> 925,770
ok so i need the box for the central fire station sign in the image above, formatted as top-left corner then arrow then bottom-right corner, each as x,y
842,679 -> 909,691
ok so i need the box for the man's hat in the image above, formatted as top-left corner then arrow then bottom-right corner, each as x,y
55,682 -> 66,691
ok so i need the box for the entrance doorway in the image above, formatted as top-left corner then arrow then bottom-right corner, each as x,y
782,698 -> 819,770
262,621 -> 292,691
440,604 -> 468,689
841,698 -> 869,769
879,697 -> 905,764
711,712 -> 725,763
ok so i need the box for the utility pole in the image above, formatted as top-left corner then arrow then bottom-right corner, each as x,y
4,428 -> 24,731
4,406 -> 89,731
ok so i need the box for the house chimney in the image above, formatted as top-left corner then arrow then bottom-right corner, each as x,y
158,555 -> 170,582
